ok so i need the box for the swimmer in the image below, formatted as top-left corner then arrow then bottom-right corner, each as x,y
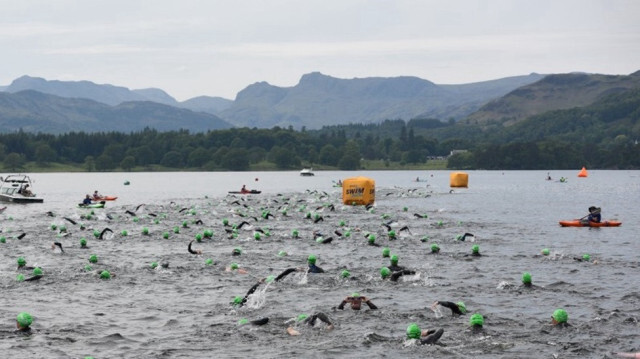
457,233 -> 475,241
380,267 -> 416,282
287,313 -> 334,336
337,293 -> 378,310
406,323 -> 444,345
469,313 -> 484,332
51,242 -> 64,253
188,240 -> 202,254
551,309 -> 570,327
307,255 -> 324,273
237,268 -> 303,307
16,257 -> 35,271
15,312 -> 33,333
431,301 -> 466,316
98,228 -> 113,239
388,255 -> 405,272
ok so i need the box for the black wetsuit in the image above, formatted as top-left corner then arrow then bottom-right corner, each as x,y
24,274 -> 43,282
436,301 -> 465,316
420,328 -> 444,345
389,264 -> 405,272
303,313 -> 332,327
308,264 -> 324,273
390,269 -> 416,282
240,268 -> 300,306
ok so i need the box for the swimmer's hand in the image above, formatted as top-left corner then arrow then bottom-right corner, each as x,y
326,324 -> 334,331
287,327 -> 300,336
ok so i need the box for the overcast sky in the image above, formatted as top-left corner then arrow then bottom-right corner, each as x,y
2,0 -> 639,100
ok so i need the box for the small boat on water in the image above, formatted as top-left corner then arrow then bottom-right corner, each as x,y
0,175 -> 43,203
228,190 -> 261,195
78,201 -> 106,209
300,168 -> 314,176
559,220 -> 621,227
94,196 -> 118,201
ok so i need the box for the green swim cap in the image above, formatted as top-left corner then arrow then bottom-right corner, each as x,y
292,229 -> 299,238
406,323 -> 421,339
151,262 -> 158,269
121,230 -> 128,236
59,225 -> 67,232
266,275 -> 276,283
16,312 -> 33,328
204,229 -> 213,238
233,296 -> 243,305
32,267 -> 43,276
308,254 -> 317,264
233,247 -> 242,255
339,220 -> 345,227
80,238 -> 87,247
341,270 -> 350,278
223,218 -> 229,226
195,233 -> 202,242
345,230 -> 351,237
431,243 -> 440,252
368,234 -> 376,243
182,221 -> 188,228
438,220 -> 443,226
296,314 -> 308,322
133,217 -> 139,223
457,301 -> 467,314
51,224 -> 57,230
93,230 -> 100,238
470,313 -> 484,327
472,245 -> 479,253
173,226 -> 180,234
351,292 -> 360,298
17,257 -> 26,267
403,206 -> 408,212
163,232 -> 170,239
522,272 -> 532,284
230,262 -> 239,270
16,274 -> 24,281
582,254 -> 591,261
388,230 -> 396,238
542,248 -> 550,255
84,265 -> 93,272
390,254 -> 398,265
100,270 -> 111,279
254,232 -> 261,240
278,250 -> 287,257
142,227 -> 149,235
0,236 -> 5,243
380,267 -> 391,278
238,318 -> 248,325
552,309 -> 568,323
382,248 -> 390,257
205,258 -> 214,266
89,254 -> 98,263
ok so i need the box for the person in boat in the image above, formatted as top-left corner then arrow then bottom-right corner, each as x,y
336,180 -> 342,186
20,184 -> 33,197
240,185 -> 249,194
587,206 -> 601,223
337,293 -> 378,310
82,195 -> 92,205
546,173 -> 552,181
93,190 -> 101,200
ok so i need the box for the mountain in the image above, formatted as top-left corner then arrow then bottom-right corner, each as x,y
220,72 -> 544,129
467,71 -> 640,125
3,75 -> 234,116
0,90 -> 233,133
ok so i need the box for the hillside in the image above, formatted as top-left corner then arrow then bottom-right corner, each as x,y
221,72 -> 544,129
467,71 -> 640,125
0,90 -> 233,133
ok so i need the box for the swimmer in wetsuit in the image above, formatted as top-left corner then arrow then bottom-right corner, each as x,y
388,255 -> 406,272
431,301 -> 466,316
238,268 -> 303,307
337,293 -> 378,310
307,255 -> 324,273
287,312 -> 334,335
406,323 -> 444,345
380,267 -> 416,282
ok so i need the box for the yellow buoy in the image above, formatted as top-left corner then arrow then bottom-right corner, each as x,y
342,177 -> 375,205
450,172 -> 469,188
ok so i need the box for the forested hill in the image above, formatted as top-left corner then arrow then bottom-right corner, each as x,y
0,90 -> 233,133
467,71 -> 640,125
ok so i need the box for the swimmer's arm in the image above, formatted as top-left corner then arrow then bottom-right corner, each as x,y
436,301 -> 462,315
364,298 -> 378,309
275,268 -> 298,281
337,299 -> 348,310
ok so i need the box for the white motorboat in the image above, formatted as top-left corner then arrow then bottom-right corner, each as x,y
0,174 -> 44,203
300,168 -> 315,176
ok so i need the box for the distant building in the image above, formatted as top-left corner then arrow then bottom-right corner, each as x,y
449,150 -> 468,157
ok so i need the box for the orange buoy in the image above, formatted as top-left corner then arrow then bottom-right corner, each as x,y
577,167 -> 588,177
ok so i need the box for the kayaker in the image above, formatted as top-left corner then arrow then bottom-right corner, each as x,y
82,195 -> 92,205
241,185 -> 249,194
587,206 -> 601,223
93,190 -> 101,200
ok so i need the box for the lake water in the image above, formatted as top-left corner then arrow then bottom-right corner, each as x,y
1,170 -> 638,358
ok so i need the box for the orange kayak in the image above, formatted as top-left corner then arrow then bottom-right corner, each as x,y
95,196 -> 118,201
559,220 -> 621,227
